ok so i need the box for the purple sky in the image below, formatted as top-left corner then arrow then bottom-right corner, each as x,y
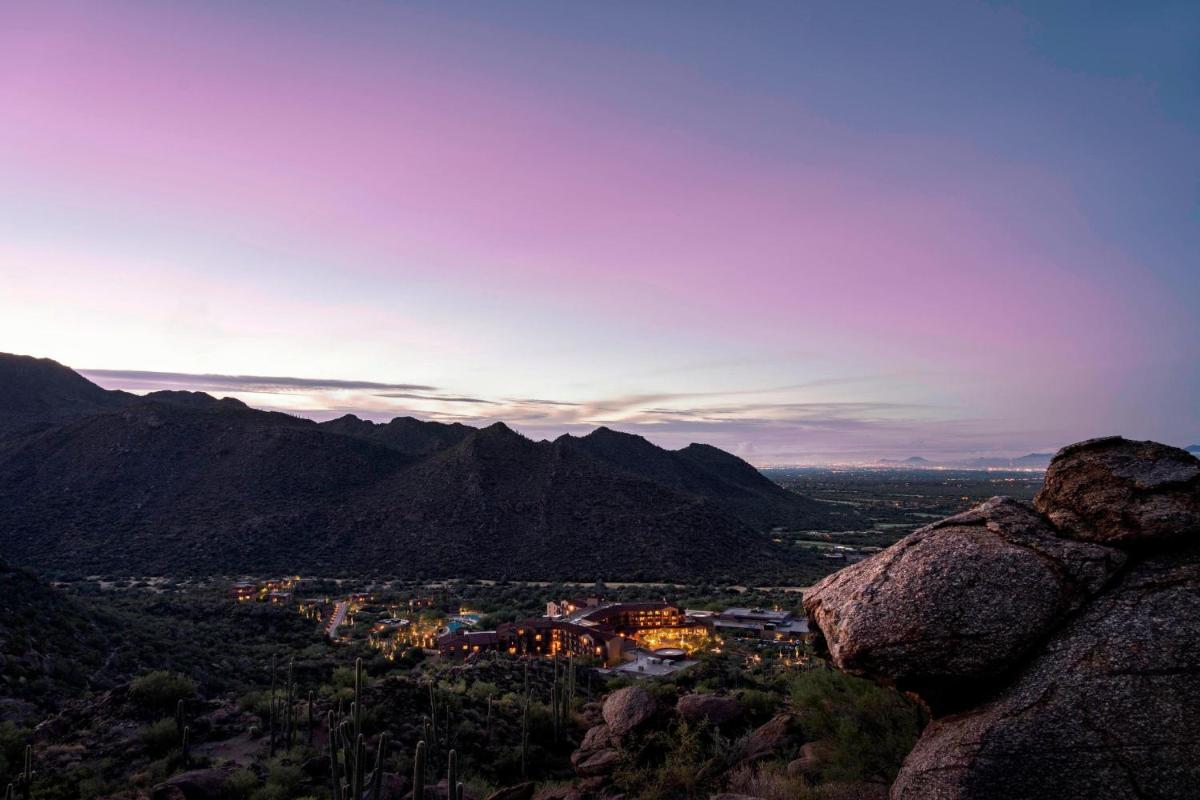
1,1 -> 1197,464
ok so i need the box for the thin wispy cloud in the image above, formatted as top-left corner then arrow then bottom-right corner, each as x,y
80,369 -> 436,394
376,392 -> 499,405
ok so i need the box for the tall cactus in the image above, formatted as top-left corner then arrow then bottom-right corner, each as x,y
10,745 -> 32,800
447,748 -> 458,797
520,692 -> 530,778
308,690 -> 316,746
412,740 -> 426,800
326,659 -> 390,800
369,732 -> 389,800
426,680 -> 438,770
327,711 -> 341,800
284,657 -> 296,749
269,653 -> 278,756
181,725 -> 191,768
21,745 -> 31,800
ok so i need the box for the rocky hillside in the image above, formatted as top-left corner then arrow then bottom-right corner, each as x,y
0,353 -> 857,579
804,436 -> 1200,799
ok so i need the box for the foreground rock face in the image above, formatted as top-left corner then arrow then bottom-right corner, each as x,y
894,547 -> 1200,799
804,497 -> 1124,711
1034,436 -> 1200,545
805,437 -> 1200,799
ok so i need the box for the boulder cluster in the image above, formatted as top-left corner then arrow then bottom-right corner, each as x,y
558,686 -> 810,800
804,437 -> 1200,800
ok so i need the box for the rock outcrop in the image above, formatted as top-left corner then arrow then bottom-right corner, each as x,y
676,693 -> 743,727
1034,436 -> 1200,545
804,437 -> 1200,800
570,687 -> 657,780
734,712 -> 803,764
804,497 -> 1124,711
601,686 -> 656,737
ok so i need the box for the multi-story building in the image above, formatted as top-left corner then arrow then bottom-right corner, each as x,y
438,600 -> 706,667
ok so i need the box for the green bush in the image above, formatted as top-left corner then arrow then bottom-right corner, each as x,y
789,668 -> 924,784
225,767 -> 260,799
251,760 -> 305,800
139,717 -> 180,756
130,670 -> 197,712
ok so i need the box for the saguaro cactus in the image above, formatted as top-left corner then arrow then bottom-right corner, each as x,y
9,745 -> 33,800
269,653 -> 278,756
413,740 -> 427,800
325,659 -> 390,800
520,692 -> 530,778
308,690 -> 315,746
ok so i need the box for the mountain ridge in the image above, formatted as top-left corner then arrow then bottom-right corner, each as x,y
0,353 -> 857,579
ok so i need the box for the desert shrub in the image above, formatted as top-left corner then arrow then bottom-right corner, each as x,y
727,761 -> 808,800
251,760 -> 304,800
130,670 -> 197,712
735,687 -> 784,722
238,688 -> 278,722
139,717 -> 180,756
613,720 -> 716,800
788,667 -> 923,784
224,768 -> 259,800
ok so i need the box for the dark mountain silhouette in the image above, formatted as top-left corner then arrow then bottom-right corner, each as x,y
0,353 -> 133,437
557,426 -> 837,530
320,413 -> 474,457
0,354 -> 857,579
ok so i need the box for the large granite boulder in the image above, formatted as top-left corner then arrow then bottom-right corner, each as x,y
676,693 -> 744,727
804,437 -> 1200,800
735,712 -> 802,763
804,497 -> 1124,710
893,547 -> 1200,799
601,686 -> 656,737
1034,436 -> 1200,546
573,747 -> 622,777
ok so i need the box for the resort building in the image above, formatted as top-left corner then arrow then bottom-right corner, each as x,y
437,600 -> 707,667
229,582 -> 256,602
268,590 -> 293,605
706,607 -> 811,641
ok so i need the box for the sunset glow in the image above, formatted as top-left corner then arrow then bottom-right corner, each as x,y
2,1 -> 1196,463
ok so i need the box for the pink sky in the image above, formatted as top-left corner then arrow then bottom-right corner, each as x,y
1,1 -> 1197,463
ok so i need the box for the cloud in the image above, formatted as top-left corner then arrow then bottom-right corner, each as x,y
80,368 -> 436,394
82,366 -> 1058,463
376,392 -> 499,405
